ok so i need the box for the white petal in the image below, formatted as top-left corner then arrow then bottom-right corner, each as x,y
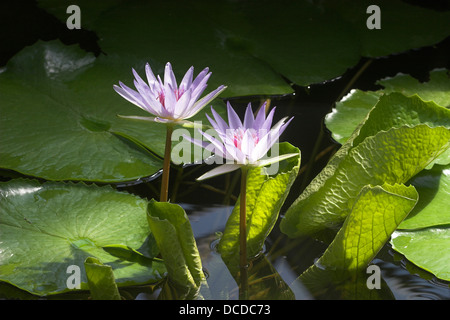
164,62 -> 177,89
197,164 -> 241,181
255,153 -> 299,168
179,66 -> 194,91
192,67 -> 209,89
243,103 -> 255,128
163,83 -> 177,114
174,87 -> 191,118
145,63 -> 157,83
132,68 -> 148,88
227,101 -> 243,129
114,84 -> 147,111
186,85 -> 227,118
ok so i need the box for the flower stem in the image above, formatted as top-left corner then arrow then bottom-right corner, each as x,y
160,125 -> 173,202
239,167 -> 248,300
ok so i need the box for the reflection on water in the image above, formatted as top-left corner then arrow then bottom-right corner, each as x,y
182,203 -> 450,300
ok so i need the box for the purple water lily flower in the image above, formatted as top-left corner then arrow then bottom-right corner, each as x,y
114,62 -> 226,123
187,101 -> 295,180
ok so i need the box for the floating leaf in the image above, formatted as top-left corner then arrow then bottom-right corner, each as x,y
0,40 -> 226,182
0,179 -> 165,296
391,228 -> 450,282
400,164 -> 450,230
387,164 -> 450,282
377,69 -> 450,108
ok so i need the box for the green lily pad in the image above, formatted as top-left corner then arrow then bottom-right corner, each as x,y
400,164 -> 450,230
388,164 -> 450,281
0,179 -> 166,296
0,40 -> 226,183
391,228 -> 450,282
38,0 -> 450,93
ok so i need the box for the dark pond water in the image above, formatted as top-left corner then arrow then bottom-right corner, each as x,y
1,0 -> 449,300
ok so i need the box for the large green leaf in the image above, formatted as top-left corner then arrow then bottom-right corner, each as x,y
315,183 -> 418,271
70,0 -> 295,98
324,79 -> 450,282
0,40 -> 226,182
38,0 -> 450,92
217,143 -> 301,269
0,179 -> 166,296
281,94 -> 450,239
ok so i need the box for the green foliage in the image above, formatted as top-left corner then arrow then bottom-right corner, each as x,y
0,179 -> 166,296
320,80 -> 450,282
217,143 -> 301,270
314,183 -> 418,271
298,183 -> 418,299
147,200 -> 205,293
390,164 -> 450,281
84,257 -> 121,300
282,93 -> 450,238
0,40 -> 226,182
325,69 -> 450,145
2,0 -> 450,299
38,0 -> 450,94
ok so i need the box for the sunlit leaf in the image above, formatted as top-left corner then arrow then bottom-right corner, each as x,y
325,69 -> 450,145
146,200 -> 205,292
297,183 -> 418,299
218,142 -> 301,269
281,94 -> 450,239
400,164 -> 450,230
84,257 -> 121,300
391,228 -> 450,282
